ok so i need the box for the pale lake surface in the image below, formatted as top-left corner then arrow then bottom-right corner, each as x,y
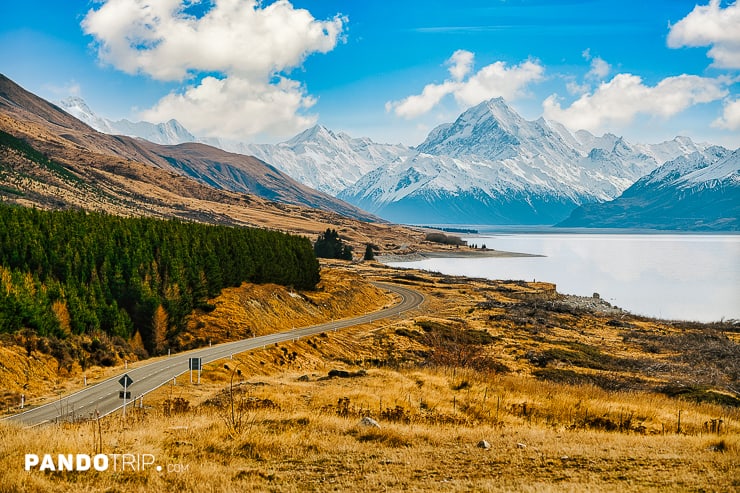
387,233 -> 740,322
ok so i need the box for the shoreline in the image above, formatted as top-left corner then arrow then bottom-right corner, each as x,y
376,248 -> 543,263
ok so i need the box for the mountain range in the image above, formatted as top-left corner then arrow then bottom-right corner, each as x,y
50,85 -> 739,230
560,147 -> 740,230
59,97 -> 198,146
1,74 -> 435,256
339,99 -> 722,224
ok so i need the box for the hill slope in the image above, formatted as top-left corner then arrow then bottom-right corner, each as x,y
0,74 -> 375,222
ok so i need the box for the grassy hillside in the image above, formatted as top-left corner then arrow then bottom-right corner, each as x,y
0,267 -> 388,404
1,262 -> 737,492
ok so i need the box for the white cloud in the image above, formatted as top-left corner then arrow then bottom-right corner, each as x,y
82,0 -> 345,140
387,52 -> 544,119
384,81 -> 458,119
44,81 -> 82,98
667,0 -> 740,69
454,60 -> 544,106
141,76 -> 317,141
447,49 -> 474,81
586,57 -> 611,80
566,80 -> 590,96
712,97 -> 740,130
543,73 -> 729,133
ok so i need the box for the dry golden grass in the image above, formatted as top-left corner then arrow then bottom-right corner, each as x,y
1,262 -> 738,492
1,363 -> 737,493
177,267 -> 390,347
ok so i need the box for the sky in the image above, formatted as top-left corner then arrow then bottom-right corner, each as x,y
1,0 -> 739,148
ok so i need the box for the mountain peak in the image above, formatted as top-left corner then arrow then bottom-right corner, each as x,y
414,97 -> 587,163
285,124 -> 337,146
415,98 -> 524,159
59,96 -> 88,108
461,97 -> 519,126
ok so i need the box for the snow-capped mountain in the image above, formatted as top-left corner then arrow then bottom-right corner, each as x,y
56,95 -> 728,227
58,97 -> 197,145
559,147 -> 740,230
221,125 -> 414,195
339,99 -> 678,224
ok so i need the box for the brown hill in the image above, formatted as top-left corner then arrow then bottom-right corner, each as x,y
0,74 -> 425,251
0,73 -> 374,222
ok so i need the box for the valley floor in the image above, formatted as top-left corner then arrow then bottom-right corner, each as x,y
1,261 -> 738,492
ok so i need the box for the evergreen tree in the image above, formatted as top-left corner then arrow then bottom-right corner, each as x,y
314,228 -> 353,260
0,203 -> 321,351
363,244 -> 376,261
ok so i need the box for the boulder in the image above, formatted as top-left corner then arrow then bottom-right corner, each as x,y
358,417 -> 381,429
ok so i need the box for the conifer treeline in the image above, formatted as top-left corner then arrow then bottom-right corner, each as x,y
0,204 -> 320,353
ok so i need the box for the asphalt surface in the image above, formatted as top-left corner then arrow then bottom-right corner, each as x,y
3,282 -> 424,427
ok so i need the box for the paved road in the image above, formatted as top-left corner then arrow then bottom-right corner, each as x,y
3,282 -> 424,427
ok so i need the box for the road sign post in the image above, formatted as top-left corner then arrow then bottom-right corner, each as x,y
189,358 -> 202,384
118,374 -> 134,418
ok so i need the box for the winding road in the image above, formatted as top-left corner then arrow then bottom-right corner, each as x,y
3,282 -> 424,427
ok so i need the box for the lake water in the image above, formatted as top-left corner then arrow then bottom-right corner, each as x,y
387,233 -> 740,322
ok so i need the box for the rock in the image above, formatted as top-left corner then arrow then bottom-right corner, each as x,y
328,369 -> 351,378
297,375 -> 310,382
516,442 -> 527,449
358,417 -> 381,429
477,440 -> 491,450
328,369 -> 367,379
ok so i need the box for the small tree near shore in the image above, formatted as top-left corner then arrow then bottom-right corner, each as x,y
314,228 -> 353,260
363,243 -> 377,261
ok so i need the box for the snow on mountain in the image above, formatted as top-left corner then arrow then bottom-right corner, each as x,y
559,147 -> 739,230
417,98 -> 580,163
59,97 -> 117,133
222,125 -> 414,195
340,98 -> 668,224
548,120 -> 710,167
58,97 -> 197,145
636,136 -> 713,165
635,146 -> 732,189
679,148 -> 740,186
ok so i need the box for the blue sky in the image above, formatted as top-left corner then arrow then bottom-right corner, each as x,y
1,1 -> 739,147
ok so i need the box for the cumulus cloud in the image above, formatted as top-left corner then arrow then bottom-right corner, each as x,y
141,76 -> 318,140
712,97 -> 740,130
454,60 -> 544,106
384,81 -> 458,119
82,0 -> 345,140
586,57 -> 611,80
543,73 -> 729,133
447,49 -> 474,81
667,0 -> 740,69
386,51 -> 544,119
581,48 -> 611,81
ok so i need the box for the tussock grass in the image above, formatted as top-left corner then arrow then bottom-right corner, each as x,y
2,262 -> 738,491
2,363 -> 738,492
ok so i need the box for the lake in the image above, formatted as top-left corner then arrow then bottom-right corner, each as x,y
386,233 -> 740,322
